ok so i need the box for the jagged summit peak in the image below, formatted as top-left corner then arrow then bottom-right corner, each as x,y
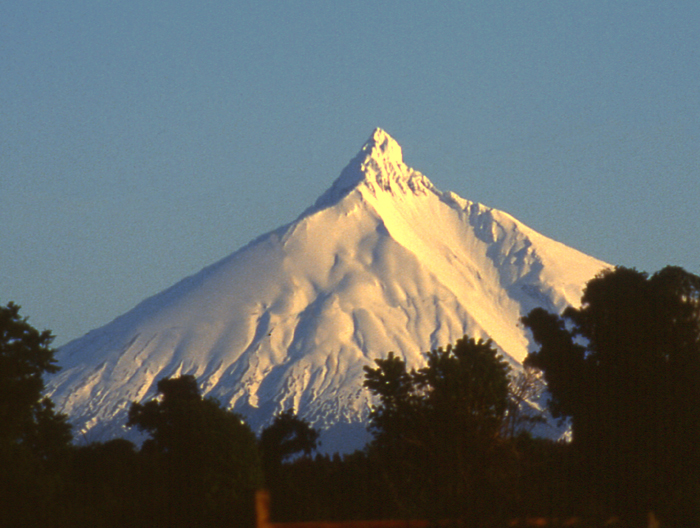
361,127 -> 404,165
314,128 -> 435,209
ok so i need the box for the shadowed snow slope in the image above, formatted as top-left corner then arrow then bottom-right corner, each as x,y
47,128 -> 608,453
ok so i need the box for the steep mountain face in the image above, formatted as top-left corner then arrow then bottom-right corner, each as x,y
47,129 -> 608,453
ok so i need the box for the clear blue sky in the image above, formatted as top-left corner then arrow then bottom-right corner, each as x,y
2,1 -> 698,345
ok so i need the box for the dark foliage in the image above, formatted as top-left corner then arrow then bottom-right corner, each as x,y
509,435 -> 580,518
0,302 -> 71,454
523,266 -> 700,524
0,302 -> 72,527
128,375 -> 263,528
266,449 -> 396,522
259,409 -> 319,486
63,439 -> 148,527
363,336 -> 515,521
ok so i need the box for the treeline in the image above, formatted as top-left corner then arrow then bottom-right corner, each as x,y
2,265 -> 699,527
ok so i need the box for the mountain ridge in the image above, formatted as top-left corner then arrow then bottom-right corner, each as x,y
47,129 -> 608,453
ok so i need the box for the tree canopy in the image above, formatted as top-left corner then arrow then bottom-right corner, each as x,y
0,302 -> 72,526
363,336 -> 514,519
0,301 -> 71,454
522,266 -> 700,523
128,375 -> 263,528
259,409 -> 319,481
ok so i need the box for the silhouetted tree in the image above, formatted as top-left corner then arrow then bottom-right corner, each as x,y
503,364 -> 546,439
523,266 -> 700,524
0,302 -> 71,455
128,375 -> 263,527
258,410 -> 321,520
259,409 -> 319,482
363,336 -> 514,521
0,302 -> 72,526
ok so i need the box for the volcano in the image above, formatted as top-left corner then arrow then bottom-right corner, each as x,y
47,128 -> 608,453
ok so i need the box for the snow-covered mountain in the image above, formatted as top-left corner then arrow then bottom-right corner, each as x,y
47,128 -> 608,453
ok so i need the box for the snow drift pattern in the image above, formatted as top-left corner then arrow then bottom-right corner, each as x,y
47,129 -> 608,453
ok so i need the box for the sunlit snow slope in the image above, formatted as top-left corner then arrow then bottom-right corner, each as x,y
47,129 -> 608,453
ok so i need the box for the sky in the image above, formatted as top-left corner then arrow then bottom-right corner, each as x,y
2,1 -> 698,346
